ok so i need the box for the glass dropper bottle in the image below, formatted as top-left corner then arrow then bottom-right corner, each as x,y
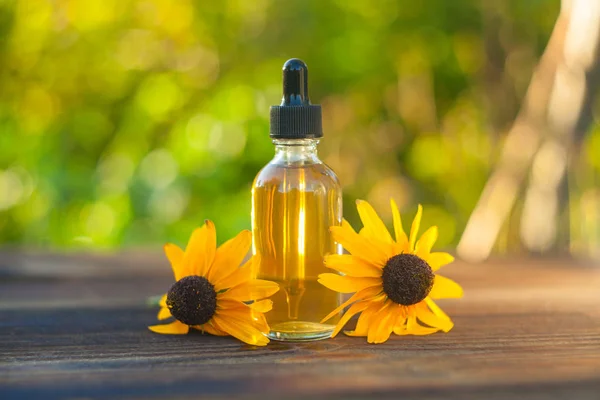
251,59 -> 343,341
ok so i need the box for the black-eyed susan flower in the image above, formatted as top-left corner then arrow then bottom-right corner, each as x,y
148,220 -> 279,346
319,200 -> 463,344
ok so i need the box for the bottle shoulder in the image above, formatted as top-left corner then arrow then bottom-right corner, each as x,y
253,160 -> 341,192
318,161 -> 341,186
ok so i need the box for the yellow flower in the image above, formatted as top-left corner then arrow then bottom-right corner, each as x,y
148,220 -> 279,346
319,200 -> 463,344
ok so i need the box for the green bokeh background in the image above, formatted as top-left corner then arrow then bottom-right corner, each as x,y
1,0 -> 597,252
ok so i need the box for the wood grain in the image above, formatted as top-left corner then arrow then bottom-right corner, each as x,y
0,252 -> 599,399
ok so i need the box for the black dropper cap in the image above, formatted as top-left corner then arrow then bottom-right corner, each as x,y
269,59 -> 322,139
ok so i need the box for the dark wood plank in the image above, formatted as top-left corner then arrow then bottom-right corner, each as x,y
0,253 -> 599,399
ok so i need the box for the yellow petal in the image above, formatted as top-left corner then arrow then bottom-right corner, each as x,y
390,198 -> 409,249
213,257 -> 253,292
344,300 -> 385,337
248,299 -> 273,313
193,322 -> 228,336
217,307 -> 269,332
331,220 -> 390,267
366,237 -> 396,263
415,226 -> 438,258
159,294 -> 167,307
217,298 -> 247,309
184,221 -> 217,277
208,230 -> 252,283
425,297 -> 452,321
318,273 -> 381,294
398,316 -> 440,335
321,285 -> 383,323
164,243 -> 188,281
427,252 -> 454,271
392,316 -> 407,335
218,279 -> 279,302
415,302 -> 453,332
148,320 -> 189,335
183,226 -> 207,273
429,275 -> 464,299
216,305 -> 253,321
157,306 -> 171,320
408,204 -> 423,252
324,254 -> 383,277
375,307 -> 398,343
212,315 -> 269,346
356,200 -> 393,244
367,302 -> 395,344
331,301 -> 371,338
393,305 -> 421,335
215,300 -> 270,331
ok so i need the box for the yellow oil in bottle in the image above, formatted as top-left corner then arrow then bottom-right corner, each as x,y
252,159 -> 342,341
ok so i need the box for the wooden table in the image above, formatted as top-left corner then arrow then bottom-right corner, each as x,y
1,252 -> 599,399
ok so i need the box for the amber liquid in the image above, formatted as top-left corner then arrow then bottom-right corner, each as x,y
252,161 -> 342,341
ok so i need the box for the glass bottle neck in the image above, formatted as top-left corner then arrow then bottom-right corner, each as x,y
272,139 -> 321,165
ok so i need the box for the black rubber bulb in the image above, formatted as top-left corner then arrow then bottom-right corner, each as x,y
281,58 -> 310,106
269,58 -> 322,139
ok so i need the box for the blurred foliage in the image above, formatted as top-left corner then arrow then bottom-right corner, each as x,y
4,0 -> 594,252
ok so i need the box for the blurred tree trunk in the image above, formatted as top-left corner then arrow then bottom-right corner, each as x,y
458,0 -> 600,262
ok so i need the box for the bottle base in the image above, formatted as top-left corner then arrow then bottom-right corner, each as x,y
267,321 -> 336,342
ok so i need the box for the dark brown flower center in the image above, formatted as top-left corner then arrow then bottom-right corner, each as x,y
381,253 -> 435,306
166,275 -> 217,325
